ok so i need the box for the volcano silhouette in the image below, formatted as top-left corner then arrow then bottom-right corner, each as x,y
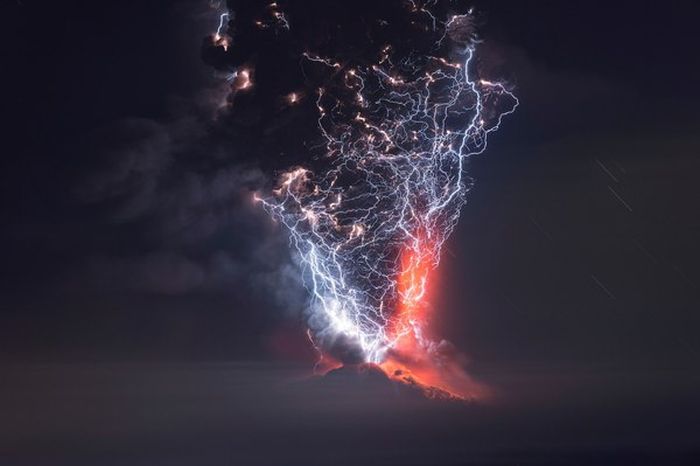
311,363 -> 462,402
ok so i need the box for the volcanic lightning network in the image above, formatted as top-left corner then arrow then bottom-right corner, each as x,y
212,3 -> 518,384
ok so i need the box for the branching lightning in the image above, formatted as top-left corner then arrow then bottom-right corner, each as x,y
212,3 -> 518,382
213,12 -> 230,50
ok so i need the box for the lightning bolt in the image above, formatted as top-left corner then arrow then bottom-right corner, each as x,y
215,5 -> 518,378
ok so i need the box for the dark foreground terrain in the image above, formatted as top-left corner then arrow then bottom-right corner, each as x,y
1,361 -> 698,465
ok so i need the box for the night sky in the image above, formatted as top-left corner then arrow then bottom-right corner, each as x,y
1,1 -> 700,464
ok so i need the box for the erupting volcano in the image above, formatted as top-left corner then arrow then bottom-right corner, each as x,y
205,1 -> 518,400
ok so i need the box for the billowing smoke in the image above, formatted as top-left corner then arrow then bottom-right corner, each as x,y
202,1 -> 517,374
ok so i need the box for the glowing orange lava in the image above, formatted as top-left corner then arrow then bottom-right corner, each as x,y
377,242 -> 490,401
388,241 -> 433,344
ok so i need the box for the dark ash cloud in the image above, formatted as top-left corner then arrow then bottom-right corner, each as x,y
71,85 -> 305,312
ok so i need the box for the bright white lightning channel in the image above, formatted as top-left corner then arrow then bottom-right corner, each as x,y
249,11 -> 519,364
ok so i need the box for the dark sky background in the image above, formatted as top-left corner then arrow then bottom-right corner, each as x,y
1,1 -> 699,464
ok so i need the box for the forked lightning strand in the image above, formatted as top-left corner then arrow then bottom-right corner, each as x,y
234,8 -> 519,363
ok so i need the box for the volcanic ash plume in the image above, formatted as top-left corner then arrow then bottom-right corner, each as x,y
205,1 -> 518,398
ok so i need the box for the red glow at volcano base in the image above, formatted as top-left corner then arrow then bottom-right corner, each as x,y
376,244 -> 488,400
379,336 -> 489,402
